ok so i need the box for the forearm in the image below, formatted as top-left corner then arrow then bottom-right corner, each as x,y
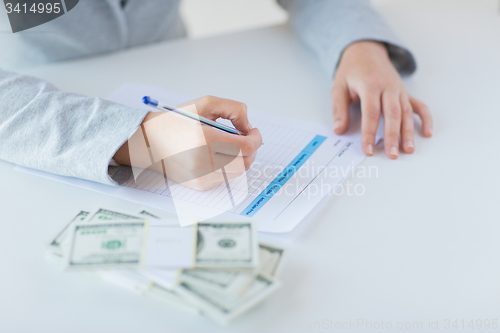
0,69 -> 149,185
277,0 -> 416,78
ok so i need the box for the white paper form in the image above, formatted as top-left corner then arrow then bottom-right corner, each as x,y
17,83 -> 369,235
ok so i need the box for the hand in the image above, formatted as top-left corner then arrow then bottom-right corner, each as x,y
114,96 -> 262,191
332,41 -> 433,159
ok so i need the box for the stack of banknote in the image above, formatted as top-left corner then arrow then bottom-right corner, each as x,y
46,208 -> 286,325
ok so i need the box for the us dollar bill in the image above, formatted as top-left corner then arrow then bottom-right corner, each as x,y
138,209 -> 259,270
195,222 -> 259,269
258,243 -> 286,279
46,211 -> 90,257
180,243 -> 285,297
67,221 -> 147,269
90,208 -> 146,222
96,269 -> 197,314
179,269 -> 255,298
66,219 -> 258,270
138,209 -> 161,219
147,284 -> 200,314
49,208 -> 281,325
174,275 -> 281,326
48,208 -> 147,259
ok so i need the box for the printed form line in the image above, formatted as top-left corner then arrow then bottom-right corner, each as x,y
273,141 -> 352,220
240,135 -> 327,217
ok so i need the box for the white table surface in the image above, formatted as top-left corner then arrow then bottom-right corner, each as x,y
2,0 -> 500,332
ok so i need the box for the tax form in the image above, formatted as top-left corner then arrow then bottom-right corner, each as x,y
17,83 -> 369,235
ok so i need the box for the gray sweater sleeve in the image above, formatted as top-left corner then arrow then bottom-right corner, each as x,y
277,0 -> 417,78
0,70 -> 149,185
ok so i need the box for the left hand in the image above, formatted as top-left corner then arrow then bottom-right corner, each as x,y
331,41 -> 433,159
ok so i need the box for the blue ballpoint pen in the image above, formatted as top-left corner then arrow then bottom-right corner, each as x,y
143,96 -> 246,136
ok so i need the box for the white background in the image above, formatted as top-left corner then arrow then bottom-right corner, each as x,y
1,0 -> 500,332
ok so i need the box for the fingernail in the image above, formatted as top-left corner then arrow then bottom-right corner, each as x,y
390,146 -> 399,156
428,127 -> 433,135
248,122 -> 253,130
366,144 -> 374,155
333,121 -> 343,131
407,141 -> 414,149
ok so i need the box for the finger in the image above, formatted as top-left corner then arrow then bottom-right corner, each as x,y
188,95 -> 253,134
410,96 -> 433,137
209,141 -> 241,157
400,94 -> 415,154
360,90 -> 381,156
208,127 -> 262,157
243,152 -> 257,170
331,82 -> 350,134
382,90 -> 402,159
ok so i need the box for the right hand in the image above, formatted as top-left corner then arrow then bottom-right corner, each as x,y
114,96 -> 262,191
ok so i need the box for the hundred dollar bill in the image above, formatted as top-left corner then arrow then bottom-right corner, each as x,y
90,208 -> 146,222
147,284 -> 200,314
86,210 -> 182,291
67,220 -> 258,270
258,243 -> 286,279
144,221 -> 258,270
97,268 -> 197,314
46,211 -> 90,257
195,222 -> 259,269
179,243 -> 285,297
67,221 -> 147,269
179,269 -> 255,298
174,275 -> 281,326
137,209 -> 191,228
138,210 -> 161,219
48,208 -> 146,258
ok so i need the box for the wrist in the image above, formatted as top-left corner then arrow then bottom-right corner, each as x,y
343,41 -> 388,58
113,111 -> 163,165
142,111 -> 164,125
